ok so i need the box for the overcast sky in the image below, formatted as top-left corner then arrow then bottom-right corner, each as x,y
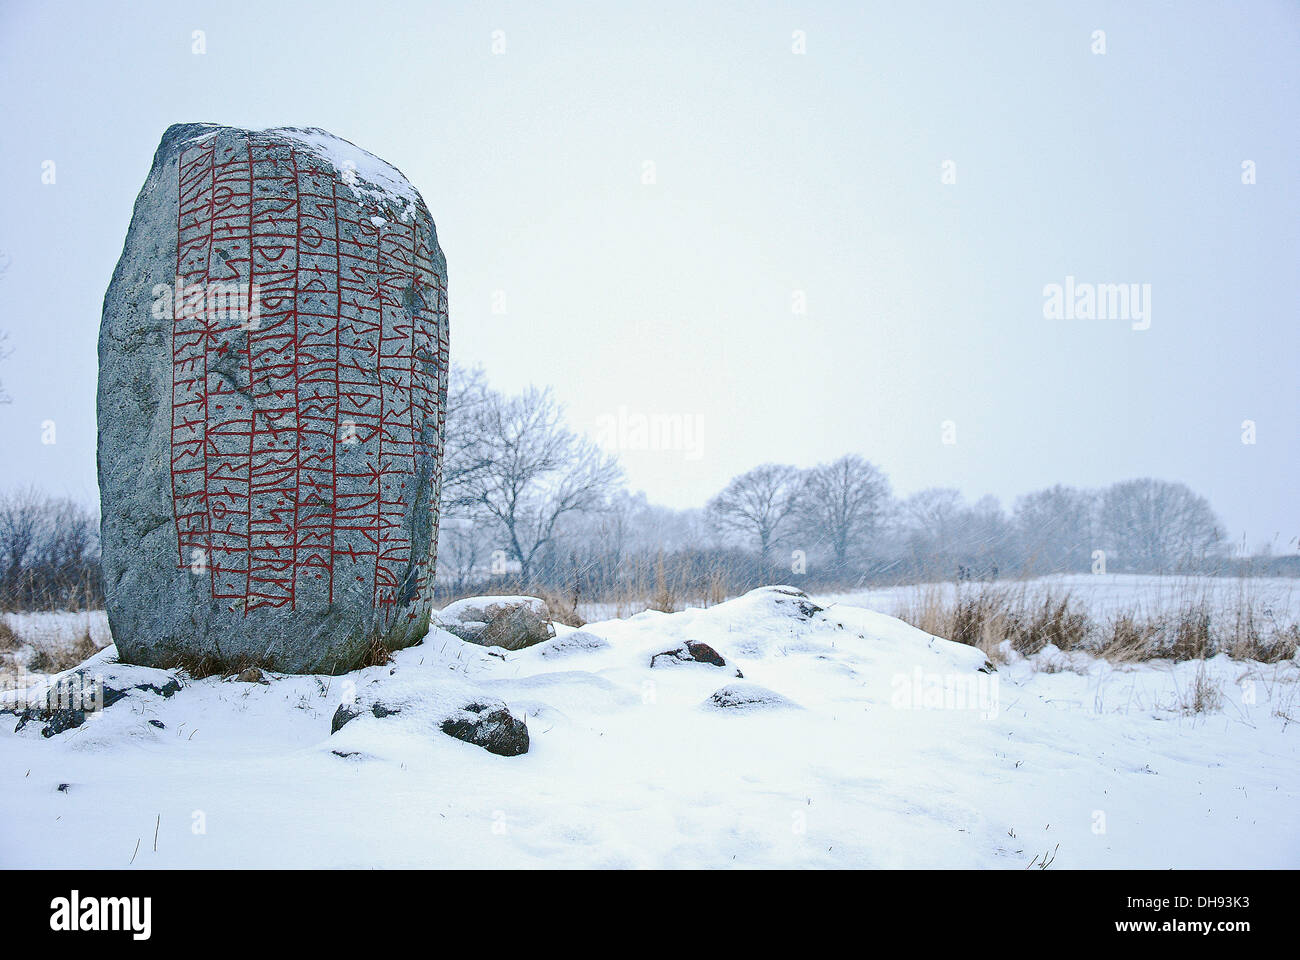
0,0 -> 1296,549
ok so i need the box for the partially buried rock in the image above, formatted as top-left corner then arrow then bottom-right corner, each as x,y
437,596 -> 554,651
5,665 -> 182,737
651,640 -> 740,676
329,696 -> 529,757
539,629 -> 610,658
752,586 -> 825,620
330,700 -> 401,734
439,701 -> 530,757
704,682 -> 799,711
330,702 -> 361,734
98,123 -> 449,675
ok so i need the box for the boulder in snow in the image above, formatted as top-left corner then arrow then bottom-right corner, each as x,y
437,596 -> 555,651
439,700 -> 530,757
98,123 -> 449,675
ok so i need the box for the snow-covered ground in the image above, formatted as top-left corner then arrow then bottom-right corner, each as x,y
1,584 -> 1297,868
818,573 -> 1300,624
2,609 -> 111,651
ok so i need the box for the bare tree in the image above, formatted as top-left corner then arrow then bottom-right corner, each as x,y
439,365 -> 496,513
0,486 -> 46,579
39,497 -> 98,571
1013,485 -> 1097,573
706,463 -> 802,564
0,489 -> 101,609
898,488 -> 964,558
795,455 -> 890,572
463,386 -> 623,583
435,515 -> 492,594
1099,478 -> 1225,571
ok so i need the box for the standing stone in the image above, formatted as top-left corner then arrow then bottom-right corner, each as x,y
98,124 -> 448,674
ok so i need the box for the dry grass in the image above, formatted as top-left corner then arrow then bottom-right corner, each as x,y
1097,613 -> 1163,662
155,651 -> 227,680
1005,594 -> 1091,657
1224,609 -> 1298,664
1181,662 -> 1224,714
359,633 -> 394,668
576,557 -> 733,619
26,627 -> 98,674
893,583 -> 1300,665
1167,604 -> 1213,661
534,589 -> 586,628
650,554 -> 680,614
703,568 -> 728,607
893,587 -> 1090,663
0,618 -> 19,652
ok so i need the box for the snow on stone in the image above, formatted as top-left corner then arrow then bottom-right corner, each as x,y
183,124 -> 422,217
438,595 -> 549,623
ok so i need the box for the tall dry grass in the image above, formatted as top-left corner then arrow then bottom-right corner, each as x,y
892,582 -> 1299,665
1,611 -> 111,676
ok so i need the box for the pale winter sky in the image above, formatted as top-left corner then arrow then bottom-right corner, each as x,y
0,0 -> 1296,549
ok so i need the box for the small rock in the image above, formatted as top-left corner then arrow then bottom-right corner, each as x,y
684,641 -> 727,666
148,719 -> 165,729
440,701 -> 529,757
330,703 -> 362,734
651,640 -> 738,675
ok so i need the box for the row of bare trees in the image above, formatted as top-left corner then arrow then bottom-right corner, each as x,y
703,464 -> 1228,583
437,368 -> 1236,598
0,489 -> 101,609
705,458 -> 890,573
0,367 -> 1245,611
